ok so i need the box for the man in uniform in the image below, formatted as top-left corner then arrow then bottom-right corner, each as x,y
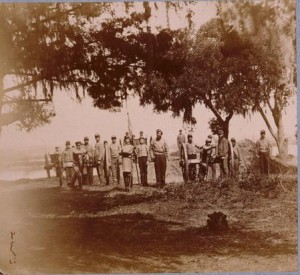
139,131 -> 144,139
109,136 -> 121,185
136,137 -> 149,186
177,129 -> 186,150
256,130 -> 272,175
230,138 -> 241,177
185,134 -> 200,181
94,133 -> 105,185
121,136 -> 134,191
82,137 -> 94,185
70,141 -> 85,190
217,129 -> 229,178
62,141 -> 74,186
52,146 -> 63,186
208,133 -> 218,180
103,140 -> 111,185
199,139 -> 216,180
150,129 -> 168,188
123,132 -> 131,145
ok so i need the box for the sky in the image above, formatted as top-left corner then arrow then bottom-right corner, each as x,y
0,92 -> 297,152
0,1 -> 297,152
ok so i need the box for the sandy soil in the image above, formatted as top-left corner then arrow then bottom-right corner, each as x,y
0,157 -> 297,274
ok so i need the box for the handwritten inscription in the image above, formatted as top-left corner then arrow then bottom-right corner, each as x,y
9,232 -> 16,264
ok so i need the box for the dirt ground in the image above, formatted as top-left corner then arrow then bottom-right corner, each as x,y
0,157 -> 298,274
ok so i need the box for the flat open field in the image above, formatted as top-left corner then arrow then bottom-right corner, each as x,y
0,157 -> 297,274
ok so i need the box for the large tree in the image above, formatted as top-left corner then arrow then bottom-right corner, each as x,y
0,2 -> 195,136
218,0 -> 296,158
138,18 -> 256,138
0,3 -> 113,134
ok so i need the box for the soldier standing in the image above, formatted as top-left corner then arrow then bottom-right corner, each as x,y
230,138 -> 241,177
217,129 -> 229,178
109,136 -> 121,185
150,129 -> 168,188
121,136 -> 134,191
177,129 -> 186,150
123,132 -> 131,145
82,137 -> 94,185
256,130 -> 272,175
185,134 -> 200,181
94,133 -> 105,185
136,137 -> 149,186
199,139 -> 216,180
70,141 -> 85,190
103,140 -> 111,185
62,141 -> 74,186
52,146 -> 63,186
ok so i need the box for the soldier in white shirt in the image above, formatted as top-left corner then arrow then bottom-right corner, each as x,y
109,136 -> 121,185
150,129 -> 168,188
256,130 -> 272,175
83,137 -> 94,185
62,141 -> 74,186
136,137 -> 149,186
94,133 -> 105,185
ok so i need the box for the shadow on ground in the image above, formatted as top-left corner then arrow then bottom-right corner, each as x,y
12,212 -> 296,273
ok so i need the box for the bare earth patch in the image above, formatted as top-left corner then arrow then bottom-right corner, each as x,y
0,158 -> 297,274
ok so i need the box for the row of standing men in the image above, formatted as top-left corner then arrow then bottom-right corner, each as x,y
51,128 -> 272,190
177,128 -> 273,180
51,129 -> 168,191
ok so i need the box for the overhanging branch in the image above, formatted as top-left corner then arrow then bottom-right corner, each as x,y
258,106 -> 277,141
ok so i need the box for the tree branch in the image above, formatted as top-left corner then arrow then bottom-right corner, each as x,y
258,106 -> 277,141
203,98 -> 224,122
225,111 -> 233,122
3,78 -> 43,93
5,98 -> 52,104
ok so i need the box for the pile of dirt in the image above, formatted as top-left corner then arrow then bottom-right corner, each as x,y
238,139 -> 297,174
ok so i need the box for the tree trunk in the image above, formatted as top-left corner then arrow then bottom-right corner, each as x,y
217,118 -> 230,139
276,112 -> 288,159
258,105 -> 288,160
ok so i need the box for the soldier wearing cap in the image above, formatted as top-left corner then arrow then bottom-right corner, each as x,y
62,141 -> 74,186
70,141 -> 85,190
199,138 -> 216,180
177,129 -> 186,150
185,134 -> 201,181
256,130 -> 272,174
94,133 -> 105,185
217,129 -> 229,178
230,138 -> 241,177
109,135 -> 121,185
103,140 -> 111,185
136,137 -> 149,186
51,146 -> 63,186
82,137 -> 94,185
121,136 -> 134,191
123,132 -> 131,146
150,129 -> 168,188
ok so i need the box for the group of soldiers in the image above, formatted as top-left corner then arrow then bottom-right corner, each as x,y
50,127 -> 272,190
177,128 -> 273,182
50,129 -> 168,191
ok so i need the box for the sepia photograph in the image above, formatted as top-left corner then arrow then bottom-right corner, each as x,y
0,0 -> 297,273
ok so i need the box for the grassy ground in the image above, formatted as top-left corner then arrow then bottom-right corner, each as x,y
0,157 -> 297,274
